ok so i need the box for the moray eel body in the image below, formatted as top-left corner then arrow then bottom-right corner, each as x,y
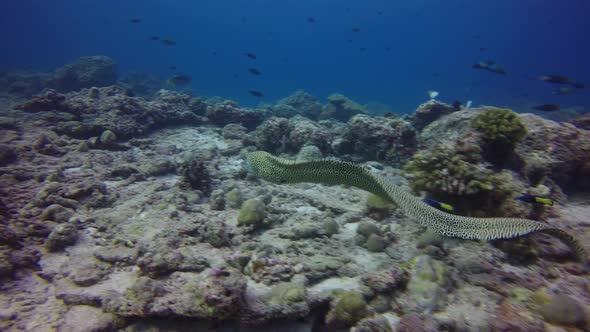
245,151 -> 588,267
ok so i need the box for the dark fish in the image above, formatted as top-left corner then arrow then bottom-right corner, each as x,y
212,50 -> 217,56
452,100 -> 462,111
385,47 -> 391,51
347,39 -> 353,43
359,47 -> 366,52
352,27 -> 360,32
129,18 -> 142,23
307,17 -> 316,23
233,74 -> 239,79
432,72 -> 440,77
537,75 -> 571,84
377,10 -> 383,15
517,194 -> 553,206
245,52 -> 257,59
472,60 -> 506,75
479,47 -> 487,51
249,90 -> 264,97
149,36 -> 160,41
532,104 -> 560,112
169,66 -> 177,71
571,82 -> 585,89
248,68 -> 261,75
552,87 -> 575,95
166,74 -> 192,87
472,34 -> 481,39
161,39 -> 177,46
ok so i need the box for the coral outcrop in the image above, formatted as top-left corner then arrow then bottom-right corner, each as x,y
48,56 -> 117,92
321,93 -> 368,122
335,114 -> 416,165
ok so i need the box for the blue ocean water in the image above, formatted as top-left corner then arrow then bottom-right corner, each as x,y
2,0 -> 589,112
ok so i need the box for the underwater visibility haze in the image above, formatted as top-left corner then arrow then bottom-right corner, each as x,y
0,0 -> 589,331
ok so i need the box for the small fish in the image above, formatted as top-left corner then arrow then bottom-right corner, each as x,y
428,90 -> 439,99
385,47 -> 391,52
149,36 -> 160,41
552,87 -> 575,95
166,74 -> 192,88
465,100 -> 472,109
359,47 -> 366,52
169,66 -> 177,71
377,10 -> 383,15
129,18 -> 142,23
249,90 -> 264,97
248,67 -> 262,75
571,82 -> 585,89
537,75 -> 571,84
472,60 -> 506,75
307,17 -> 316,23
161,39 -> 177,46
245,52 -> 257,59
517,195 -> 554,206
352,27 -> 360,32
532,104 -> 560,112
423,198 -> 454,212
479,47 -> 487,51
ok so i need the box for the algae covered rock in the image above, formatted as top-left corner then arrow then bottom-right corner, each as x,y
46,223 -> 79,252
357,221 -> 381,238
403,255 -> 451,312
322,219 -> 339,237
366,193 -> 394,220
537,293 -> 587,327
365,234 -> 386,252
225,188 -> 243,209
325,291 -> 369,327
237,199 -> 266,227
296,145 -> 322,162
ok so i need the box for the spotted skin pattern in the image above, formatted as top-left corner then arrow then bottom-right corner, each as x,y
245,151 -> 588,268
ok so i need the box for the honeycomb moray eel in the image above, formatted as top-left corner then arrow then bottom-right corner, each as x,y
244,151 -> 588,269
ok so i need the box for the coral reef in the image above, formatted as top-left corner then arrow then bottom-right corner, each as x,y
410,100 -> 457,131
267,90 -> 323,120
118,72 -> 163,97
321,93 -> 368,122
1,64 -> 589,331
48,56 -> 117,92
335,114 -> 416,165
404,145 -> 521,213
18,86 -> 207,139
206,99 -> 265,130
